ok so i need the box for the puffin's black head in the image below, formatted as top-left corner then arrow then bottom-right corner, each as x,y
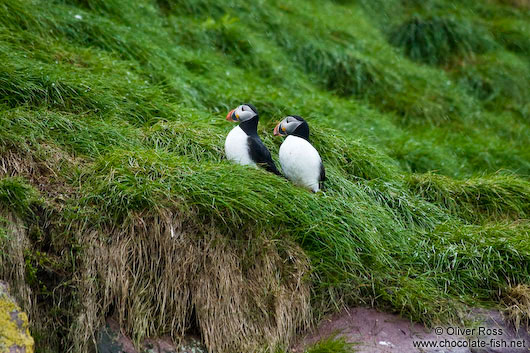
273,115 -> 310,140
226,103 -> 258,123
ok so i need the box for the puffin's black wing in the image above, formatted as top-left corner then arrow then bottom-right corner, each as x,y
319,161 -> 326,189
247,136 -> 281,175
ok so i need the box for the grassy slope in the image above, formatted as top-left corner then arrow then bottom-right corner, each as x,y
0,0 -> 529,351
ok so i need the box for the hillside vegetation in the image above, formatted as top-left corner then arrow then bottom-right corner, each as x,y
0,0 -> 529,352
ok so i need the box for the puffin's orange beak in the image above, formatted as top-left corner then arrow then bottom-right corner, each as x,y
273,123 -> 281,136
226,109 -> 236,121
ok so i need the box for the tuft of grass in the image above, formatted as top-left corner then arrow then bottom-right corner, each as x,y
0,58 -> 105,113
389,15 -> 493,65
285,41 -> 379,98
0,177 -> 39,217
0,211 -> 34,335
453,52 -> 530,113
202,15 -> 258,67
144,120 -> 225,162
387,136 -> 462,176
304,335 -> 356,353
502,284 -> 530,332
407,173 -> 530,222
72,212 -> 311,352
497,0 -> 530,9
154,0 -> 222,16
490,19 -> 530,55
311,127 -> 400,181
274,26 -> 474,125
408,221 -> 530,314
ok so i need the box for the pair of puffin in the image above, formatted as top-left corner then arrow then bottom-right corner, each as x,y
225,103 -> 325,192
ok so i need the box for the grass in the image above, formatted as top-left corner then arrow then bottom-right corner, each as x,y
305,335 -> 356,353
407,173 -> 530,222
0,0 -> 528,352
389,14 -> 493,66
0,177 -> 40,217
502,284 -> 530,332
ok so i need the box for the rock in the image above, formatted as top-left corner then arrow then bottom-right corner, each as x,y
96,319 -> 138,353
143,335 -> 206,353
468,309 -> 530,353
0,280 -> 34,353
96,318 -> 207,353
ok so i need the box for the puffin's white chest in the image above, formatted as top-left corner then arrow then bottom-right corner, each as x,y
279,135 -> 322,192
225,126 -> 255,166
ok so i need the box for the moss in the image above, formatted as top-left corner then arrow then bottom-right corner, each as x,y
0,294 -> 34,353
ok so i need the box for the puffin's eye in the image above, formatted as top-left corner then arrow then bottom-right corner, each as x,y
241,106 -> 246,111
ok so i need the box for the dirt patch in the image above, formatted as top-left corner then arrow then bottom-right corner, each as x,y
293,307 -> 530,353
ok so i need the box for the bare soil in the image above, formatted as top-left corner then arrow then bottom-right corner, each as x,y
292,307 -> 530,353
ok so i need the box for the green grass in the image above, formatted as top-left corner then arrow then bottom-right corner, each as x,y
305,335 -> 356,353
389,14 -> 493,66
407,173 -> 530,221
0,177 -> 40,217
0,0 -> 529,352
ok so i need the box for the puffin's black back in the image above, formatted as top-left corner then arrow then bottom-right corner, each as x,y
248,136 -> 281,175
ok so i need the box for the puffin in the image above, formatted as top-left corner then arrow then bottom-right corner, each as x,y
225,103 -> 281,175
273,116 -> 325,192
